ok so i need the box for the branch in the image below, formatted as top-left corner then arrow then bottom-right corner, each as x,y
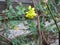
31,0 -> 43,45
0,34 -> 12,44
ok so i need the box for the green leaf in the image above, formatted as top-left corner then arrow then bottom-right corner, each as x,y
36,3 -> 44,12
55,0 -> 60,4
0,16 -> 2,20
16,6 -> 20,10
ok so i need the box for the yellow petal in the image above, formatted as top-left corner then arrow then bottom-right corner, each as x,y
25,6 -> 37,19
26,15 -> 28,17
26,12 -> 28,13
28,6 -> 31,10
32,8 -> 35,11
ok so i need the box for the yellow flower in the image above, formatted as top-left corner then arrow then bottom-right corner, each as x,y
13,26 -> 19,30
44,5 -> 47,9
25,6 -> 37,19
43,4 -> 47,9
28,6 -> 31,10
45,11 -> 48,14
55,17 -> 58,21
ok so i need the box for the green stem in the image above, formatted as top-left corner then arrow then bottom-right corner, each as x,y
47,4 -> 60,31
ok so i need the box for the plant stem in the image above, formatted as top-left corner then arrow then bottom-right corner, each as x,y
47,3 -> 60,45
47,4 -> 59,31
37,15 -> 43,45
31,0 -> 43,45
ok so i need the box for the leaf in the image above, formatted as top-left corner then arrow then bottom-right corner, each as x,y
36,3 -> 44,12
55,0 -> 60,4
0,16 -> 2,20
16,6 -> 20,10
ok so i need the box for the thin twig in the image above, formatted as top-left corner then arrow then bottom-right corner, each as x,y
0,34 -> 11,44
42,31 -> 50,45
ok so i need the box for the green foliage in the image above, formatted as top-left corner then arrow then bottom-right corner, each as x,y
35,0 -> 60,32
36,3 -> 44,12
0,0 -> 60,45
55,0 -> 60,4
16,3 -> 26,15
9,20 -> 20,29
0,16 -> 2,20
40,16 -> 45,31
27,20 -> 37,33
2,2 -> 26,20
11,34 -> 38,45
